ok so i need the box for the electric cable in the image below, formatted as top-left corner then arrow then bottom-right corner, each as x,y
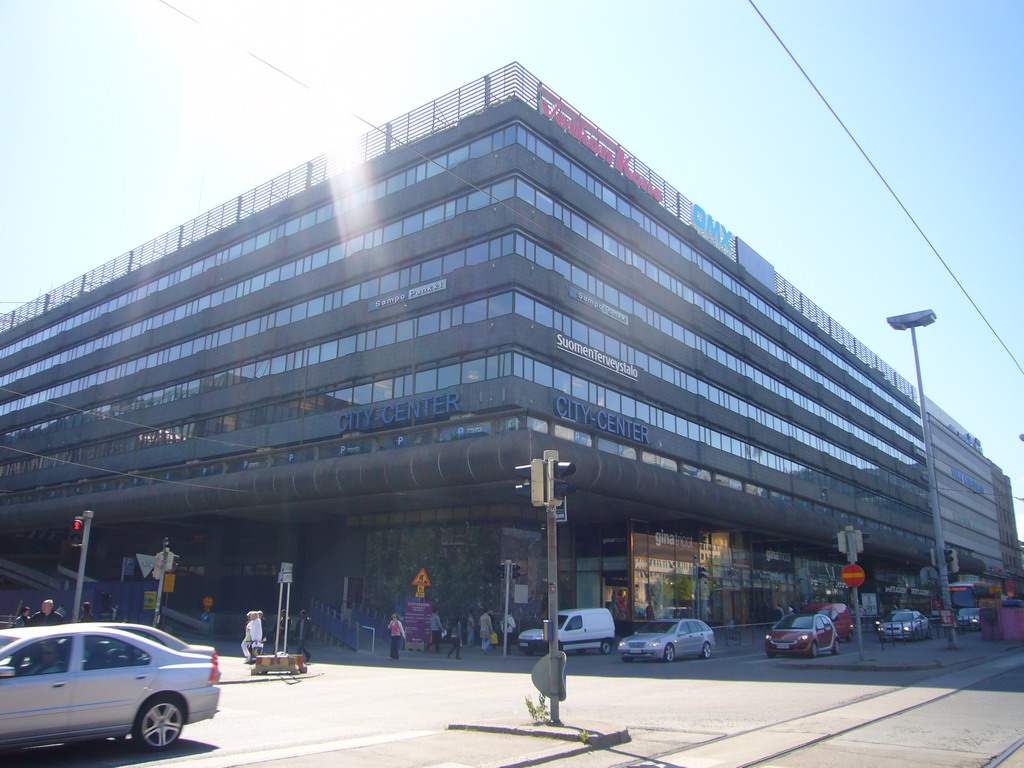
748,0 -> 1024,378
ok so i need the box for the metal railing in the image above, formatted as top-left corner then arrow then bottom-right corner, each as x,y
711,622 -> 774,651
1,62 -> 914,406
309,600 -> 382,653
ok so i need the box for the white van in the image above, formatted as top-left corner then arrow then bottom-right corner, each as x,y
517,607 -> 616,655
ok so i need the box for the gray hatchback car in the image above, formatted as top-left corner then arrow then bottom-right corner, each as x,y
0,624 -> 220,752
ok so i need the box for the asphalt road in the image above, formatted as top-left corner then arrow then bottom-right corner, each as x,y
2,630 -> 1022,768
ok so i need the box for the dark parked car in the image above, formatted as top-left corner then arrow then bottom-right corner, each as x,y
956,608 -> 981,632
765,613 -> 839,658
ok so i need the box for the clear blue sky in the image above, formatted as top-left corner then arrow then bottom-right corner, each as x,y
2,1 -> 1023,536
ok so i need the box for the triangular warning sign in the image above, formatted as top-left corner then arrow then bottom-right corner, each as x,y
412,568 -> 431,587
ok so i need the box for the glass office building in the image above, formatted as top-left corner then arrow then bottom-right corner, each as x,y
2,64 -> 1016,628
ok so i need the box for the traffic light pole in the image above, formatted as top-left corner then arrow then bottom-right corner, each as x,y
71,510 -> 94,623
544,451 -> 561,726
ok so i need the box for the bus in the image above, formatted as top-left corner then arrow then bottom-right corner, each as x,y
948,582 -> 995,610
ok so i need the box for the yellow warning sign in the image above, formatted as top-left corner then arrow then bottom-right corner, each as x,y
412,568 -> 431,587
415,585 -> 426,598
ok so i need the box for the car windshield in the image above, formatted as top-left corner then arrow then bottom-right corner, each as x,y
0,635 -> 16,651
637,621 -> 676,635
885,611 -> 914,621
775,615 -> 814,630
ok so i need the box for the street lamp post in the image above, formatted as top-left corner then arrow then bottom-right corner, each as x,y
886,310 -> 957,649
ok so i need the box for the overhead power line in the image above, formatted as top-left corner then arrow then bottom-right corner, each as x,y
747,0 -> 1024,378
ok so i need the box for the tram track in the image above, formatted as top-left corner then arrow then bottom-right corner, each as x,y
617,654 -> 1024,768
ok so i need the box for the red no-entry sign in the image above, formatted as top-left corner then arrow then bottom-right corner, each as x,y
841,563 -> 866,588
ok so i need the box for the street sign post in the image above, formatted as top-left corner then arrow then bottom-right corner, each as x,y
274,562 -> 294,654
838,527 -> 866,662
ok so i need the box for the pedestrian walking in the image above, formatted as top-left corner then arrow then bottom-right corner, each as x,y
479,609 -> 494,653
501,613 -> 516,648
14,604 -> 30,627
295,609 -> 313,663
388,613 -> 406,660
252,611 -> 265,657
241,610 -> 259,663
465,610 -> 475,647
28,599 -> 65,627
426,608 -> 443,652
447,617 -> 463,659
78,601 -> 95,622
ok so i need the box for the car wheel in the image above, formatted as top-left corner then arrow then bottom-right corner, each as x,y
699,641 -> 712,660
663,643 -> 675,663
621,655 -> 633,662
132,694 -> 185,751
808,641 -> 818,659
599,639 -> 613,655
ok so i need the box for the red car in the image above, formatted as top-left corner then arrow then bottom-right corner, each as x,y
802,603 -> 853,642
765,613 -> 840,658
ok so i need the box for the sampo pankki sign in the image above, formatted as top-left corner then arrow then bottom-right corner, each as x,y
539,85 -> 664,203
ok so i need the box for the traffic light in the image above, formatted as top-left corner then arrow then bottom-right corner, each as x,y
514,459 -> 545,507
944,548 -> 960,574
511,562 -> 521,579
498,563 -> 507,579
548,460 -> 576,504
69,516 -> 85,547
696,566 -> 708,580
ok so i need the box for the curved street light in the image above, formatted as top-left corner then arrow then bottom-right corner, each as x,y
887,309 -> 957,649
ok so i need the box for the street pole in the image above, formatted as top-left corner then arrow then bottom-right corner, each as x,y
844,529 -> 866,662
693,555 -> 701,621
544,450 -> 562,727
153,538 -> 169,629
909,327 -> 958,650
71,510 -> 94,622
502,559 -> 512,657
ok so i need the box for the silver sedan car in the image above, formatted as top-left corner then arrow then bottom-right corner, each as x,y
618,618 -> 715,662
0,624 -> 220,752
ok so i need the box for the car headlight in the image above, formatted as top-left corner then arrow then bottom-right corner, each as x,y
647,640 -> 663,648
902,625 -> 911,631
799,634 -> 810,641
618,641 -> 627,649
765,633 -> 771,640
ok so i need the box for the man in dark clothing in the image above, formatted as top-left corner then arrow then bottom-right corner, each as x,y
295,610 -> 313,663
28,599 -> 65,626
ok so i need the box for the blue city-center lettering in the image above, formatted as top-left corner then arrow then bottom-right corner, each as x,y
554,395 -> 649,444
338,392 -> 460,434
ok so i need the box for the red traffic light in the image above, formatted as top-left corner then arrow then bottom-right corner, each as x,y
69,516 -> 85,547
